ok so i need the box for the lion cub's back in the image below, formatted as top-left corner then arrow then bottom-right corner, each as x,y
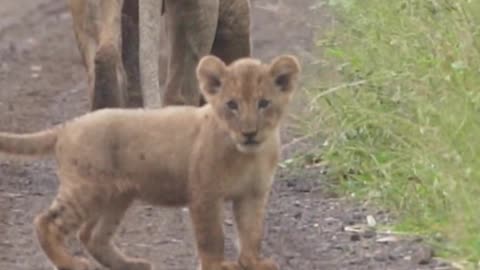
60,106 -> 204,141
54,106 -> 207,185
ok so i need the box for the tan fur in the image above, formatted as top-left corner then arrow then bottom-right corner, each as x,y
68,0 -> 132,110
0,55 -> 300,270
0,128 -> 59,158
69,0 -> 251,110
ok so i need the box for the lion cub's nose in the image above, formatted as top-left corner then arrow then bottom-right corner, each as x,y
242,131 -> 258,141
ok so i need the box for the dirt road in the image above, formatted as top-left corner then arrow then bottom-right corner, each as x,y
0,1 -> 453,269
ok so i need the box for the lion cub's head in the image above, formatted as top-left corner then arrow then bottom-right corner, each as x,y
196,55 -> 301,153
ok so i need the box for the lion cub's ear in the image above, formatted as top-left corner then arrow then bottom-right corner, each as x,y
196,55 -> 227,98
269,55 -> 301,93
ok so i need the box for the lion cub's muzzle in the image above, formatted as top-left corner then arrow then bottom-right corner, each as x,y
234,130 -> 265,153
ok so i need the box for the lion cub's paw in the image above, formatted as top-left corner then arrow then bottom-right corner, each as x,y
56,257 -> 93,270
220,261 -> 243,270
256,258 -> 278,270
123,258 -> 152,270
239,258 -> 279,270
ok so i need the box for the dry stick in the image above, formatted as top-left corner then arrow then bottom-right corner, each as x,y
139,0 -> 162,108
311,72 -> 410,104
281,134 -> 314,151
281,130 -> 323,151
310,79 -> 368,104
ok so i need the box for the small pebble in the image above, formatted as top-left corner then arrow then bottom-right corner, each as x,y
350,233 -> 361,241
413,246 -> 434,265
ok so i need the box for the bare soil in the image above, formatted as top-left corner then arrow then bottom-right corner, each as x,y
0,1 -> 454,269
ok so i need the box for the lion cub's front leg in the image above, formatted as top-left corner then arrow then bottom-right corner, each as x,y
233,192 -> 278,270
189,197 -> 237,270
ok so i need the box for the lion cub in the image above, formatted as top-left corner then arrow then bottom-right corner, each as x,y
0,54 -> 300,270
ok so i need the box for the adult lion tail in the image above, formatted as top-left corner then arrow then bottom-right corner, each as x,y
0,127 -> 59,158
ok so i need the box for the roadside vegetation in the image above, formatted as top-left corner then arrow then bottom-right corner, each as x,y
306,0 -> 480,267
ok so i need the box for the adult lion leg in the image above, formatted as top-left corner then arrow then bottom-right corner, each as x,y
200,0 -> 251,106
93,0 -> 129,110
162,0 -> 219,106
211,0 -> 252,64
121,0 -> 143,108
34,189 -> 94,270
68,0 -> 99,111
83,196 -> 150,270
232,192 -> 278,270
69,0 -> 128,110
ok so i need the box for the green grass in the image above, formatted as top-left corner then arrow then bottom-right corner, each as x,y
306,0 -> 480,266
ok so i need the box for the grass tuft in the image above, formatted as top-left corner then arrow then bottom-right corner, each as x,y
307,0 -> 480,266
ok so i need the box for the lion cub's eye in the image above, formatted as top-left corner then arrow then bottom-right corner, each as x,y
226,100 -> 239,111
258,99 -> 271,109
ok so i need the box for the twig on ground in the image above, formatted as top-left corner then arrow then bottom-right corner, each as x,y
281,130 -> 323,151
311,79 -> 368,104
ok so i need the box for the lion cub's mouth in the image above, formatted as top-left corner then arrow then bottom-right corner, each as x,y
243,139 -> 259,146
235,138 -> 263,153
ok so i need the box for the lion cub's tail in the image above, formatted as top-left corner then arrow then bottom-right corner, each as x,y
0,127 -> 59,158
